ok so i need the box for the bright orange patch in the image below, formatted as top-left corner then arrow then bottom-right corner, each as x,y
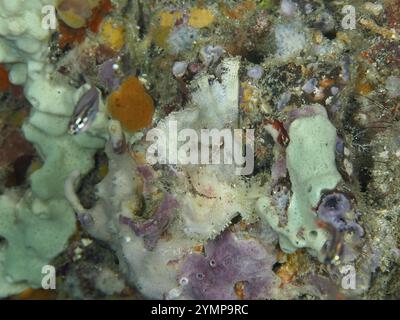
234,281 -> 245,299
193,244 -> 204,253
276,265 -> 295,288
319,78 -> 335,88
89,0 -> 112,33
0,64 -> 23,98
0,64 -> 10,92
15,288 -> 57,300
108,77 -> 155,132
57,0 -> 112,48
356,82 -> 374,95
58,21 -> 86,48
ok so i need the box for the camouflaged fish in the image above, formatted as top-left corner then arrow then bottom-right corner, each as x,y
68,87 -> 100,135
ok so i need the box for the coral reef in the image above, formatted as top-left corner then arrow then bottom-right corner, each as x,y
0,0 -> 400,301
0,0 -> 108,296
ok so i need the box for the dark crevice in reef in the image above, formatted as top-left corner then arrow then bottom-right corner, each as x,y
342,96 -> 374,194
272,261 -> 283,273
252,129 -> 275,178
77,150 -> 109,210
358,166 -> 373,193
245,50 -> 265,65
53,237 -> 143,299
0,236 -> 7,250
230,215 -> 242,226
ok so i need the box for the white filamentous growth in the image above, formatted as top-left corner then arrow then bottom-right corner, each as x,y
274,22 -> 306,60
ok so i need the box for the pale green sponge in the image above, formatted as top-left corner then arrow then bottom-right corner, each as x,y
0,192 -> 76,294
0,0 -> 108,297
22,81 -> 108,200
23,124 -> 105,200
257,105 -> 342,261
0,81 -> 108,297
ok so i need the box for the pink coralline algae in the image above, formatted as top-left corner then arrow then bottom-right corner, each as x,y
178,231 -> 278,300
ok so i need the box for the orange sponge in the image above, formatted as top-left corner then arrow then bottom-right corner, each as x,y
108,76 -> 155,132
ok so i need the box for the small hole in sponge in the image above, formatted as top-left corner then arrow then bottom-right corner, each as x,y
309,230 -> 318,239
0,236 -> 8,250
